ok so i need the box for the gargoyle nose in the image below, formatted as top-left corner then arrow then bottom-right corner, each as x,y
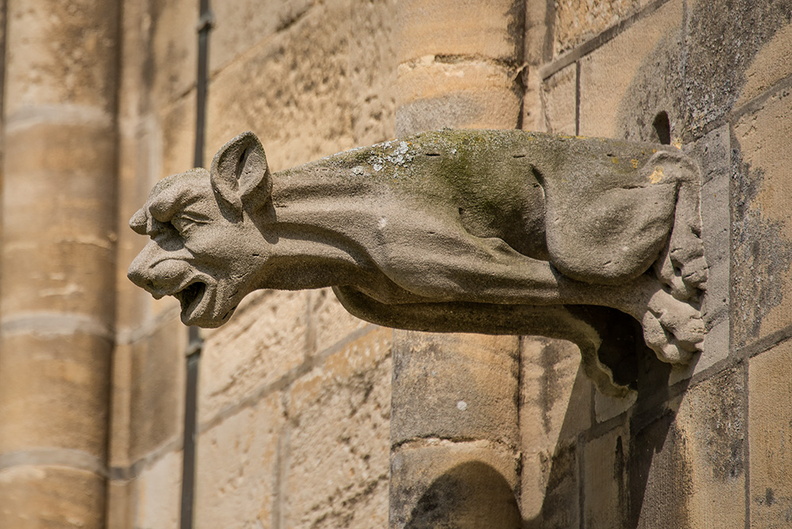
127,262 -> 151,290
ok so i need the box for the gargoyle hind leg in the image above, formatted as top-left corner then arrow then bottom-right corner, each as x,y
332,286 -> 631,397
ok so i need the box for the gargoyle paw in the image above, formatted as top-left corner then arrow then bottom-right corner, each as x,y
641,288 -> 705,364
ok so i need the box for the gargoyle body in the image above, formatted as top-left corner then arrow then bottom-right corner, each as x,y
128,130 -> 707,395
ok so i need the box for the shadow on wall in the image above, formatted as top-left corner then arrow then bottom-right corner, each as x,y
402,314 -> 695,528
405,461 -> 521,529
522,315 -> 695,529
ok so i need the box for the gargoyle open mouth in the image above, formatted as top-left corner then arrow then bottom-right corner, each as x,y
174,280 -> 208,318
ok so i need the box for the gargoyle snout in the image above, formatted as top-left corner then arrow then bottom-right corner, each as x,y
127,253 -> 157,294
127,242 -> 172,297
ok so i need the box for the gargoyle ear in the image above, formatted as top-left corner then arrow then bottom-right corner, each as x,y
210,131 -> 272,214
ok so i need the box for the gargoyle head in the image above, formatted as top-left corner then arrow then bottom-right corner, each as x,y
127,132 -> 272,327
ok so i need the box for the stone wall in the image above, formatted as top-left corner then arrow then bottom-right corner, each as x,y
1,0 -> 791,528
109,1 -> 398,528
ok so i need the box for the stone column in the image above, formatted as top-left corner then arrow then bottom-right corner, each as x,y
0,1 -> 119,527
390,2 -> 524,527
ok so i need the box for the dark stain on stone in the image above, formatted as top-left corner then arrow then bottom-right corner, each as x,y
730,139 -> 792,344
700,368 -> 745,482
766,487 -> 776,506
629,411 -> 691,528
618,0 -> 792,142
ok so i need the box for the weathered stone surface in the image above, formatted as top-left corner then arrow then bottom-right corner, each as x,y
735,22 -> 792,109
685,0 -> 792,138
396,0 -> 523,63
732,88 -> 792,347
4,0 -> 119,116
2,121 -> 116,321
541,64 -> 577,135
520,336 -> 590,526
284,328 -> 392,529
209,0 -> 314,75
392,332 -> 519,447
194,392 -> 285,529
132,450 -> 183,529
128,319 -> 186,462
0,466 -> 105,529
143,0 -> 198,107
749,341 -> 792,528
0,332 -> 111,457
348,0 -> 398,145
673,369 -> 746,528
583,426 -> 629,528
199,290 -> 309,424
390,442 -> 520,529
520,337 -> 592,449
520,440 -> 579,528
553,0 -> 650,57
309,288 -> 372,356
630,368 -> 745,528
396,59 -> 522,134
206,0 -> 356,172
578,0 -> 684,139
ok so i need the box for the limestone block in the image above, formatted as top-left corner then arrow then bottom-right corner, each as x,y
348,0 -> 398,145
4,122 -> 116,241
674,369 -> 746,529
199,290 -> 309,424
390,442 -> 520,529
5,0 -> 119,116
631,368 -> 745,528
583,426 -> 629,528
521,68 -> 548,133
732,89 -> 792,347
396,59 -> 521,134
132,449 -> 183,529
520,439 -> 580,527
206,0 -> 356,172
749,341 -> 792,528
2,241 -> 114,325
145,0 -> 198,108
309,288 -> 372,356
685,0 -> 792,137
735,22 -> 792,109
109,342 -> 134,470
0,332 -> 111,457
396,0 -> 523,63
553,0 -> 650,57
194,392 -> 284,529
578,0 -> 684,139
128,319 -> 186,462
520,337 -> 592,449
286,327 -> 391,418
210,0 -> 314,75
160,91 -> 198,178
0,466 -> 105,529
283,328 -> 392,528
541,64 -> 577,135
391,332 -> 519,448
106,477 -> 134,529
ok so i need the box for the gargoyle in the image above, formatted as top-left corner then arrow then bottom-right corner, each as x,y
128,130 -> 707,396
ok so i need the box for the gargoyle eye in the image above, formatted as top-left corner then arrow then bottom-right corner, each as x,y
171,216 -> 195,234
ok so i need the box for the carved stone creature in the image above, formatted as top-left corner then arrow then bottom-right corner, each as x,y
128,130 -> 707,396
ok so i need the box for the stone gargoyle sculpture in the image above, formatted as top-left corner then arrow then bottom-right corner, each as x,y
128,129 -> 707,396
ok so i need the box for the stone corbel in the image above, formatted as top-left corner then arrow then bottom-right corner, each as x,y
128,129 -> 707,396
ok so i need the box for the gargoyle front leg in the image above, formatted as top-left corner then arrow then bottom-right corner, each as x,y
650,151 -> 708,301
